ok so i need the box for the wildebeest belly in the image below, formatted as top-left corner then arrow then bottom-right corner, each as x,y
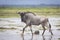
30,18 -> 41,25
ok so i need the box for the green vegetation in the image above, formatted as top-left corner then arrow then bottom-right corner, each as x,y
0,7 -> 60,18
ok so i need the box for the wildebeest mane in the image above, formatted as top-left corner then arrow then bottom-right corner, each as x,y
24,12 -> 36,16
18,12 -> 36,22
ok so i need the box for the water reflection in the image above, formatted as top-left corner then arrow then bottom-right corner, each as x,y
42,35 -> 53,40
21,35 -> 53,40
21,35 -> 24,40
21,34 -> 33,40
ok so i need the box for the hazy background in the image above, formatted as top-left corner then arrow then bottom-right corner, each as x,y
0,0 -> 60,5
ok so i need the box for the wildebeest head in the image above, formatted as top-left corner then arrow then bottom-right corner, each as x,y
18,12 -> 26,22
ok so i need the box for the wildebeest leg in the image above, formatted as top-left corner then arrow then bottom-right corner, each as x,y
49,24 -> 53,35
42,25 -> 46,35
45,22 -> 53,35
22,24 -> 28,35
22,20 -> 31,36
29,26 -> 33,35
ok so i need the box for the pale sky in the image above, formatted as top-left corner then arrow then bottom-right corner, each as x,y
0,0 -> 60,5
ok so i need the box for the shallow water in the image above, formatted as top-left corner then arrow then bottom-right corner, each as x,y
0,18 -> 60,40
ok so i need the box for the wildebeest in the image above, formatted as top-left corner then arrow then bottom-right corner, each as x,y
18,12 -> 53,35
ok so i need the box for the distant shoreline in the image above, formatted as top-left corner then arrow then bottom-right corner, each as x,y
0,4 -> 60,8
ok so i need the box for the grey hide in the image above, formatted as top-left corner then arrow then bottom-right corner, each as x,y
18,12 -> 53,35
